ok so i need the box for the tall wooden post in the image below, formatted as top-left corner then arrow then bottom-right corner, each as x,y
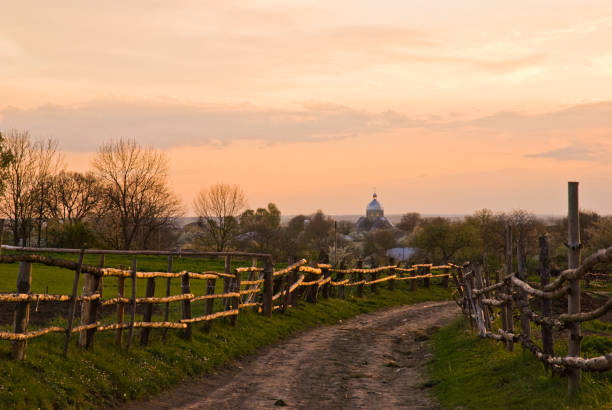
231,269 -> 241,326
163,255 -> 173,340
181,270 -> 192,339
81,254 -> 104,349
12,261 -> 32,360
223,256 -> 232,312
140,274 -> 156,345
203,277 -> 217,332
387,259 -> 395,291
126,258 -> 137,350
504,225 -> 514,351
517,243 -> 531,342
567,181 -> 581,395
262,257 -> 274,317
424,264 -> 431,288
356,260 -> 364,298
322,266 -> 330,299
539,235 -> 554,357
115,274 -> 125,346
63,250 -> 85,357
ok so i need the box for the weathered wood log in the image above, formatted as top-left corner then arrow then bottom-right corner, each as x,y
567,181 -> 582,394
474,264 -> 491,331
262,257 -> 274,317
63,250 -> 85,357
231,269 -> 241,326
387,259 -> 395,291
115,275 -> 125,345
203,277 -> 217,332
162,255 -> 173,340
12,261 -> 32,360
538,237 -> 554,361
80,254 -> 105,349
126,258 -> 138,350
321,266 -> 330,299
140,275 -> 156,345
504,225 -> 514,352
181,270 -> 192,339
424,265 -> 431,288
516,243 -> 531,342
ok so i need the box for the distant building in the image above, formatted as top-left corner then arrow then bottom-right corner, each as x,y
356,192 -> 392,231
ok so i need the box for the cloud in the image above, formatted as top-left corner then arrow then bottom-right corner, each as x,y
525,144 -> 601,161
446,101 -> 612,133
0,99 -> 421,151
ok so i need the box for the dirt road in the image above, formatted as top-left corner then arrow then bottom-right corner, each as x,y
122,300 -> 457,410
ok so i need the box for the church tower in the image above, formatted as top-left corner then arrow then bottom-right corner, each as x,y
366,193 -> 383,219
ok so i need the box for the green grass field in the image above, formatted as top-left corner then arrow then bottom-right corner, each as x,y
428,318 -> 612,409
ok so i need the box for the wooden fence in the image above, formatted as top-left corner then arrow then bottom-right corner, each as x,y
0,247 -> 451,361
453,182 -> 612,396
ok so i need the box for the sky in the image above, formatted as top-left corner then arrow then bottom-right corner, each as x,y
1,1 -> 612,215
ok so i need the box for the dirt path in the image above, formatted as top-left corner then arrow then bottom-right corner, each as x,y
122,300 -> 457,410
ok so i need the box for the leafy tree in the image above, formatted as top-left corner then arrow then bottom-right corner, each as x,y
362,229 -> 398,260
397,212 -> 421,234
238,203 -> 281,253
410,217 -> 480,264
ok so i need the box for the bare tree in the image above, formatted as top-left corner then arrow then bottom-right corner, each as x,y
92,138 -> 183,250
193,183 -> 247,251
0,131 -> 61,245
47,171 -> 101,224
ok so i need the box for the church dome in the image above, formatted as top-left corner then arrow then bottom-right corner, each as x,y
366,193 -> 383,212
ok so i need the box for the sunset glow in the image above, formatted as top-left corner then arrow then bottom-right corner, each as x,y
2,1 -> 612,214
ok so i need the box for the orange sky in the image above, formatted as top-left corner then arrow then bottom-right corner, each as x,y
2,1 -> 612,215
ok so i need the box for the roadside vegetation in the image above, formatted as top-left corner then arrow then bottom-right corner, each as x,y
428,318 -> 612,409
0,283 -> 450,409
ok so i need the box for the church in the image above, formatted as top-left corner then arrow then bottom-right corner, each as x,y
355,193 -> 393,231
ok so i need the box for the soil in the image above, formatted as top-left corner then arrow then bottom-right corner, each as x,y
120,300 -> 457,410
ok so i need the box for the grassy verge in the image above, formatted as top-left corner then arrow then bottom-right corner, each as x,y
427,318 -> 612,409
0,284 -> 450,409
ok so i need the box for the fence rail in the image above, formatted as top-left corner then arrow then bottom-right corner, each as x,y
0,248 -> 452,361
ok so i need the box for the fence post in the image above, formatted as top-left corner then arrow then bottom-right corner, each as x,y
231,268 -> 241,326
63,250 -> 85,357
473,263 -> 491,331
371,262 -> 378,294
322,266 -> 330,299
80,254 -> 104,349
126,258 -> 137,350
539,234 -> 554,357
337,263 -> 346,299
388,258 -> 395,291
517,242 -> 531,343
441,266 -> 449,288
504,225 -> 514,352
203,277 -> 217,332
424,264 -> 431,288
289,257 -> 298,307
567,181 -> 582,395
357,260 -> 364,297
411,266 -> 418,291
115,273 -> 125,346
140,274 -> 156,345
223,256 -> 232,312
163,255 -> 173,340
181,270 -> 192,339
262,257 -> 274,317
12,261 -> 32,360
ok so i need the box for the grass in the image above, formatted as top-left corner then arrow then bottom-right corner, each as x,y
427,318 -> 612,409
0,281 -> 451,409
